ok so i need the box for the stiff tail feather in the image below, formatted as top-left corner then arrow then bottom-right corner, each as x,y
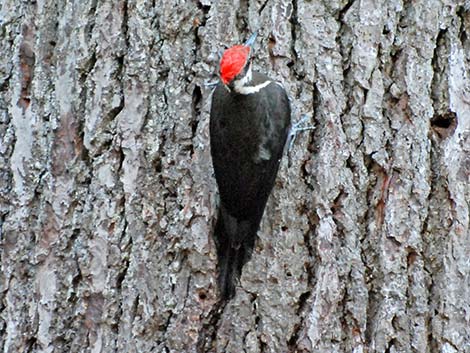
213,206 -> 257,300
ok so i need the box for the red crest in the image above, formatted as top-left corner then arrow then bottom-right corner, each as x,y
219,45 -> 250,84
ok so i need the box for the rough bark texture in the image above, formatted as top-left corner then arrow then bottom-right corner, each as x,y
0,0 -> 469,352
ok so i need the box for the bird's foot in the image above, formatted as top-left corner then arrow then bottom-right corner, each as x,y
205,80 -> 219,88
287,114 -> 315,152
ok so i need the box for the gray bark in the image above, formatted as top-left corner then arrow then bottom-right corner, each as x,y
1,0 -> 469,352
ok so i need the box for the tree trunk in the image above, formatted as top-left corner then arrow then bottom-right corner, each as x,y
1,0 -> 469,352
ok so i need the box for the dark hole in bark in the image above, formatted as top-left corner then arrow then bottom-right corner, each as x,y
198,290 -> 207,300
431,114 -> 453,128
430,111 -> 457,139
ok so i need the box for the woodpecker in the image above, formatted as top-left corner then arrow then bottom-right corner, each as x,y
210,33 -> 291,299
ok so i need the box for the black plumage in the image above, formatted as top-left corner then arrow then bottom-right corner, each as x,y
210,71 -> 291,299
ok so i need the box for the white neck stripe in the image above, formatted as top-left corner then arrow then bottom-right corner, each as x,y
235,80 -> 272,94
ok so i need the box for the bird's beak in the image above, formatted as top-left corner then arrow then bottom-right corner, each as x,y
244,31 -> 258,49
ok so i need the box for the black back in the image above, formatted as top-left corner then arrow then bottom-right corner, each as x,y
209,71 -> 291,299
210,71 -> 291,221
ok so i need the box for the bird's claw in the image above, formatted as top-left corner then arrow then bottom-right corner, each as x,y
287,114 -> 315,152
205,81 -> 219,88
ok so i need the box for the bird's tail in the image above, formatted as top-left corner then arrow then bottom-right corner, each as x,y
213,206 -> 258,300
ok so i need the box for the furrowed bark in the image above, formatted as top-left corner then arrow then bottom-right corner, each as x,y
0,0 -> 468,352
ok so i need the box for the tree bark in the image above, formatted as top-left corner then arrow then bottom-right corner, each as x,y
1,0 -> 469,352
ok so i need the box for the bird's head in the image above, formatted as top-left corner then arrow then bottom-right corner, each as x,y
219,45 -> 251,85
219,32 -> 257,87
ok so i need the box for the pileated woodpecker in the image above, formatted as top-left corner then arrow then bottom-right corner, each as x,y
210,33 -> 291,299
